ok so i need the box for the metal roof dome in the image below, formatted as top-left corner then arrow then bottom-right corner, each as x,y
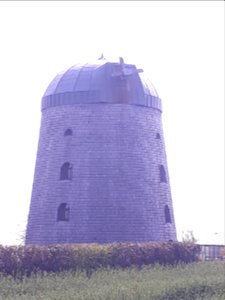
42,58 -> 161,111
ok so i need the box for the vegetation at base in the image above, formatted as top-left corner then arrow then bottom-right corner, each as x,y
0,262 -> 224,300
0,241 -> 201,278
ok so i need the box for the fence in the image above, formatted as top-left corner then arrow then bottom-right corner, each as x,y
199,244 -> 224,261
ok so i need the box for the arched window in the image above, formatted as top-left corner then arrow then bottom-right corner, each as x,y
60,162 -> 72,180
156,133 -> 161,139
159,165 -> 167,183
57,203 -> 70,221
64,128 -> 73,136
164,205 -> 172,223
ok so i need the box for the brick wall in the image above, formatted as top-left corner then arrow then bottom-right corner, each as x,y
26,103 -> 177,245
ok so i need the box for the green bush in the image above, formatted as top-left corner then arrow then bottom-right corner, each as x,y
0,242 -> 201,278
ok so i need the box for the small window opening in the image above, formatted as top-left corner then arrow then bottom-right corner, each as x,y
159,165 -> 167,183
57,203 -> 70,221
156,133 -> 161,139
64,128 -> 73,136
164,205 -> 172,223
60,162 -> 72,180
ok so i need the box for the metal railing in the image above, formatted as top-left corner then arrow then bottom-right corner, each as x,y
199,244 -> 224,261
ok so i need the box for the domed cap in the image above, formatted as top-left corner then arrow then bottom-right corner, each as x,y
42,57 -> 161,111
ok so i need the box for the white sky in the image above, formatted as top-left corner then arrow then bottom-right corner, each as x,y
0,1 -> 224,245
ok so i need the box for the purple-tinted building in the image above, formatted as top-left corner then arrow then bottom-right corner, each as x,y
25,57 -> 177,245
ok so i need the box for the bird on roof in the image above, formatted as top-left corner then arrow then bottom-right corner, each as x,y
119,57 -> 124,65
98,53 -> 105,60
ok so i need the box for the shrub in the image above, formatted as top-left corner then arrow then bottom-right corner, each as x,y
0,242 -> 201,278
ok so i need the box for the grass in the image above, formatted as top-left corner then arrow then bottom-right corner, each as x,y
0,261 -> 224,300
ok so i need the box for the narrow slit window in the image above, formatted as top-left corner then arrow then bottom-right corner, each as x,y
156,133 -> 161,139
164,205 -> 172,223
57,203 -> 70,221
159,165 -> 167,183
64,128 -> 73,136
60,162 -> 72,180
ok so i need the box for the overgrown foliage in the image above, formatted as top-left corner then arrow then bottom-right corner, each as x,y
182,230 -> 198,243
0,262 -> 224,300
0,242 -> 201,278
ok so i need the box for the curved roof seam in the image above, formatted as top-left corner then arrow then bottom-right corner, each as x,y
54,65 -> 77,94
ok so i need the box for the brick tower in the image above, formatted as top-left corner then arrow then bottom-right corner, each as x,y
25,58 -> 177,245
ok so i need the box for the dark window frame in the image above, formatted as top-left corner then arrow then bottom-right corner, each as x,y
159,165 -> 167,183
156,133 -> 161,139
64,128 -> 73,136
164,205 -> 172,223
57,203 -> 70,221
60,162 -> 72,180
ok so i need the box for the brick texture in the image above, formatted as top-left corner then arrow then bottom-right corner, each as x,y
26,103 -> 177,245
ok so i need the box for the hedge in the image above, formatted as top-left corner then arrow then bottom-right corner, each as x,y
0,241 -> 201,278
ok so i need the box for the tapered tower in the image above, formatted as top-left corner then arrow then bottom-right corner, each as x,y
26,58 -> 177,245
